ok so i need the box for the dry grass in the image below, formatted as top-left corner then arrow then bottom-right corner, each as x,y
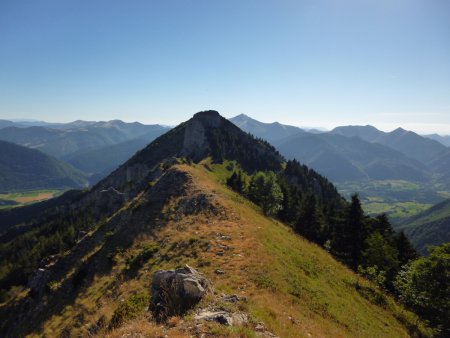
105,318 -> 187,338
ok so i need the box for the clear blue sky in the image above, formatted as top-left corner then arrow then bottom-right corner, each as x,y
1,0 -> 449,133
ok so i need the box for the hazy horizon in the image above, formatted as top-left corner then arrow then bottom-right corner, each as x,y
1,1 -> 449,134
2,112 -> 450,136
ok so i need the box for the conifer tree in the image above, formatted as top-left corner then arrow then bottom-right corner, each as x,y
295,193 -> 321,243
394,231 -> 418,265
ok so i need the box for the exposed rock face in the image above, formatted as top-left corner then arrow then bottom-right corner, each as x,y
182,110 -> 222,160
151,265 -> 210,320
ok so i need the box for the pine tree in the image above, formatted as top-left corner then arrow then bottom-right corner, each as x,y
295,193 -> 321,243
347,194 -> 365,270
332,194 -> 366,269
278,180 -> 300,224
394,231 -> 418,265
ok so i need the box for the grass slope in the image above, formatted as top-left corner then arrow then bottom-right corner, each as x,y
8,161 -> 431,337
398,198 -> 450,254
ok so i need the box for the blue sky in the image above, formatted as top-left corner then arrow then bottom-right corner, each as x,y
1,0 -> 449,133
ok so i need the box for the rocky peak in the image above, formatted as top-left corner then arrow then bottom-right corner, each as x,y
182,110 -> 224,158
191,110 -> 223,127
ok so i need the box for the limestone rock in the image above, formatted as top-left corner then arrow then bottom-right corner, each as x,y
151,265 -> 209,320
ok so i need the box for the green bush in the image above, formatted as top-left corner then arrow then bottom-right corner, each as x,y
109,293 -> 149,329
126,242 -> 159,270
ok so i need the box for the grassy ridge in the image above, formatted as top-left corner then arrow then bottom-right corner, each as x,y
4,162 -> 431,337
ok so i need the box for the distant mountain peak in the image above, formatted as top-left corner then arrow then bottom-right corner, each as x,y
392,127 -> 407,133
229,114 -> 304,142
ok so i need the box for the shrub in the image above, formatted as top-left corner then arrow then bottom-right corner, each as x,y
109,293 -> 150,329
126,242 -> 159,270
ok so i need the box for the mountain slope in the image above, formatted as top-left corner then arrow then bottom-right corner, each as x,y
275,133 -> 429,182
397,198 -> 450,254
0,162 -> 430,337
230,113 -> 304,142
0,111 -> 431,337
0,140 -> 88,192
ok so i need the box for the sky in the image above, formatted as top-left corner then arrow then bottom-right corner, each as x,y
0,0 -> 449,134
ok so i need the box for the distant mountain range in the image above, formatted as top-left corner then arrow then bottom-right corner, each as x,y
3,115 -> 449,189
231,114 -> 450,185
0,119 -> 170,181
0,140 -> 88,192
331,125 -> 448,163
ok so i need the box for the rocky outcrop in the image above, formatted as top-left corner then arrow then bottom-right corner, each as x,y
151,265 -> 210,320
177,193 -> 218,216
181,110 -> 223,160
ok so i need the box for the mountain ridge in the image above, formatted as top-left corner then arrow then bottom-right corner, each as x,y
0,110 -> 434,337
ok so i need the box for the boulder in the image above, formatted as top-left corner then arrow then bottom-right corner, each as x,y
151,265 -> 209,320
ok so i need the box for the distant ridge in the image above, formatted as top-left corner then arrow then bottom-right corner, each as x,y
425,133 -> 450,147
330,125 -> 385,142
331,124 -> 448,163
0,140 -> 88,191
230,113 -> 304,142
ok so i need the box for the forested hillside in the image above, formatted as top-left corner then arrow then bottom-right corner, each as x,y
0,140 -> 88,192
